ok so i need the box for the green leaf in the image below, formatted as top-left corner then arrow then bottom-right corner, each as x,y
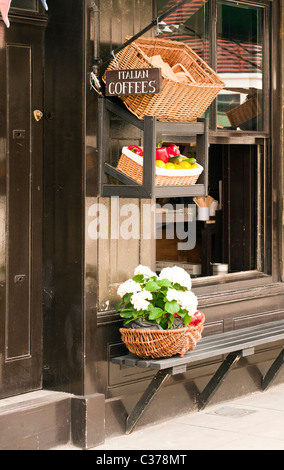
132,274 -> 143,283
177,310 -> 184,317
155,297 -> 165,309
184,313 -> 192,326
172,283 -> 181,290
158,278 -> 172,288
164,300 -> 180,315
116,300 -> 124,312
123,292 -> 132,304
167,315 -> 175,329
120,311 -> 134,319
145,281 -> 159,291
151,291 -> 158,302
120,307 -> 134,313
124,316 -> 139,324
148,307 -> 164,320
172,283 -> 187,291
158,318 -> 167,329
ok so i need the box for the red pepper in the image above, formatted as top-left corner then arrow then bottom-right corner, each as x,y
156,142 -> 180,162
167,144 -> 180,157
128,145 -> 143,156
156,147 -> 169,164
165,147 -> 176,159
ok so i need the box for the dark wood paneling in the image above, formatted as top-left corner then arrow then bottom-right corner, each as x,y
7,44 -> 31,359
43,0 -> 85,395
0,21 -> 43,399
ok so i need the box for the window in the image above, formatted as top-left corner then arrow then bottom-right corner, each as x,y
156,0 -> 271,279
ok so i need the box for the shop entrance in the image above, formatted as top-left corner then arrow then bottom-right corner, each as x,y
0,20 -> 44,398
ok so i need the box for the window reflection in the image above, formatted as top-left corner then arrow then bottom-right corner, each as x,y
11,0 -> 37,10
157,0 -> 209,62
157,0 -> 265,131
217,1 -> 264,130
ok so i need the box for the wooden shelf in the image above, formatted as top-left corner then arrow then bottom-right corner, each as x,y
98,97 -> 209,198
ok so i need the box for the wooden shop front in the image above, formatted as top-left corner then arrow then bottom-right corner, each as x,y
0,0 -> 283,450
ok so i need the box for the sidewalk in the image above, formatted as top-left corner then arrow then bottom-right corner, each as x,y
54,382 -> 284,451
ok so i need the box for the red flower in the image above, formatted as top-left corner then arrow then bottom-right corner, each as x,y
189,311 -> 203,326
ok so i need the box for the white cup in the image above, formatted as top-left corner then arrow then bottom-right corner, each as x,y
197,207 -> 210,221
212,263 -> 228,275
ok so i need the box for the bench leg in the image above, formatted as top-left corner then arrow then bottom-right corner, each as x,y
198,351 -> 242,411
126,369 -> 171,434
261,347 -> 284,391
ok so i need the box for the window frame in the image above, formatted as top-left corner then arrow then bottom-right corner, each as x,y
8,0 -> 48,23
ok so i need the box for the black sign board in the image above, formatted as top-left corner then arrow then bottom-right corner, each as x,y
105,68 -> 162,96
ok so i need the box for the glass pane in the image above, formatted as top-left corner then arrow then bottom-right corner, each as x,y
11,0 -> 37,10
216,1 -> 264,131
157,0 -> 209,63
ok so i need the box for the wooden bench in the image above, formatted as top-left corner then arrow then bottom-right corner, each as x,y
112,319 -> 284,434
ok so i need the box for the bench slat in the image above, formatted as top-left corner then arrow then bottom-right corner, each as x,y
140,329 -> 284,370
112,319 -> 284,370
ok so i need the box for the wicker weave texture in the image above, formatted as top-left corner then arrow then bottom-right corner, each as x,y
226,96 -> 262,128
120,313 -> 205,359
104,37 -> 225,122
117,152 -> 202,186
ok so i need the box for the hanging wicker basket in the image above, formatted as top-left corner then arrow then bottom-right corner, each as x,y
120,313 -> 205,359
103,37 -> 225,122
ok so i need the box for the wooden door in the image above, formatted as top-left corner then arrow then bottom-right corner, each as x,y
0,21 -> 44,398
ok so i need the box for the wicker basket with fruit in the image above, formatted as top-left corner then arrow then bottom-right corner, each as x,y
117,143 -> 203,186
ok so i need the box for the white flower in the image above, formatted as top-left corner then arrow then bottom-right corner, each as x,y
177,291 -> 198,316
158,266 -> 192,290
134,265 -> 157,278
166,289 -> 198,316
131,290 -> 153,311
166,288 -> 180,303
117,279 -> 142,298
